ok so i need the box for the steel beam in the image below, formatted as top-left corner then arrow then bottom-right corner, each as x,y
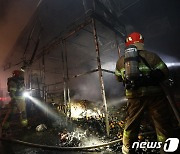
92,18 -> 110,136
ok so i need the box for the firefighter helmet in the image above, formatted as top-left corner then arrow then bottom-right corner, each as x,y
125,32 -> 144,47
12,70 -> 24,77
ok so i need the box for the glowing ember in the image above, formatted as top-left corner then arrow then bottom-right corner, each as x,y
70,101 -> 102,119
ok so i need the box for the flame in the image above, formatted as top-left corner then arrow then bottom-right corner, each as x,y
70,101 -> 102,119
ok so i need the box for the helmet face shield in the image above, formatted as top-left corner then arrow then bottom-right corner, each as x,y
125,32 -> 144,47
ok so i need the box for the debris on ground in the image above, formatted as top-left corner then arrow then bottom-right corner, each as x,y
36,124 -> 47,132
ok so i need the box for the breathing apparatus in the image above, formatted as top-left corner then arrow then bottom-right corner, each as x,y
124,32 -> 144,89
124,45 -> 140,81
124,45 -> 140,89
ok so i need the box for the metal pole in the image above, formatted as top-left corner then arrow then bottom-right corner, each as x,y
42,85 -> 48,118
64,40 -> 71,118
160,83 -> 180,125
61,41 -> 67,119
35,19 -> 92,62
101,69 -> 115,74
92,18 -> 110,136
38,68 -> 115,88
63,19 -> 92,40
43,86 -> 47,103
29,69 -> 32,90
42,50 -> 46,101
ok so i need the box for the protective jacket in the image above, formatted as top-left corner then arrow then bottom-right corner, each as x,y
6,76 -> 28,127
115,50 -> 169,98
7,76 -> 25,99
116,50 -> 173,154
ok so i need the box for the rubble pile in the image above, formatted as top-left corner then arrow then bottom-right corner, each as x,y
55,104 -> 160,153
1,103 -> 164,153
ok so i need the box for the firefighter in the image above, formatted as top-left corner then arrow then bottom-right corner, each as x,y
3,70 -> 28,128
115,32 -> 173,154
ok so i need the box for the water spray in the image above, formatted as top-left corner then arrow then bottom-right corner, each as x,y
23,92 -> 63,121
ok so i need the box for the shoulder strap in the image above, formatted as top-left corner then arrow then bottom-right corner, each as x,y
138,53 -> 153,71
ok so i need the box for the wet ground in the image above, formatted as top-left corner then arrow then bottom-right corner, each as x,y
1,104 -> 179,154
0,124 -> 121,154
0,105 -> 124,154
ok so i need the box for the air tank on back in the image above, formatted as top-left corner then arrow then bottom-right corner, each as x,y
124,45 -> 140,81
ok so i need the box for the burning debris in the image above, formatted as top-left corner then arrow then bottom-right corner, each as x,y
53,100 -> 165,153
57,127 -> 111,151
1,96 -> 176,154
36,124 -> 47,132
54,102 -> 127,151
56,99 -> 105,120
0,99 -> 173,153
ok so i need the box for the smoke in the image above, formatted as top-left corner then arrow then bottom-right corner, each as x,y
107,97 -> 127,107
70,73 -> 102,102
158,53 -> 180,68
0,0 -> 10,19
125,24 -> 136,34
0,0 -> 125,104
0,0 -> 41,91
69,64 -> 124,106
166,63 -> 180,68
102,61 -> 116,71
159,53 -> 179,63
0,0 -> 40,67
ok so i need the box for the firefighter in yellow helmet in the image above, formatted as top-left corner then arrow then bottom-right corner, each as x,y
115,32 -> 173,154
4,70 -> 28,128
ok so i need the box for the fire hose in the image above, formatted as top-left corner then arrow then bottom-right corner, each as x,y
0,137 -> 122,151
137,53 -> 180,126
1,126 -> 180,151
160,82 -> 180,126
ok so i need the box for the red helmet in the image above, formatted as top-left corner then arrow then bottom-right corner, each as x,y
125,32 -> 144,47
12,70 -> 23,77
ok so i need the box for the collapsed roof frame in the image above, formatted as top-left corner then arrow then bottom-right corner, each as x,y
32,2 -> 126,136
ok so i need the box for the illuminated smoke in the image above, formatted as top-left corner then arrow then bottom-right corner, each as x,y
70,73 -> 102,102
26,95 -> 61,120
102,61 -> 116,71
166,62 -> 180,67
159,54 -> 180,68
107,97 -> 127,107
0,0 -> 40,65
0,0 -> 41,92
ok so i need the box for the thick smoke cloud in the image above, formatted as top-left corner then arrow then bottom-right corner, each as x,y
0,0 -> 40,92
0,0 -> 40,66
